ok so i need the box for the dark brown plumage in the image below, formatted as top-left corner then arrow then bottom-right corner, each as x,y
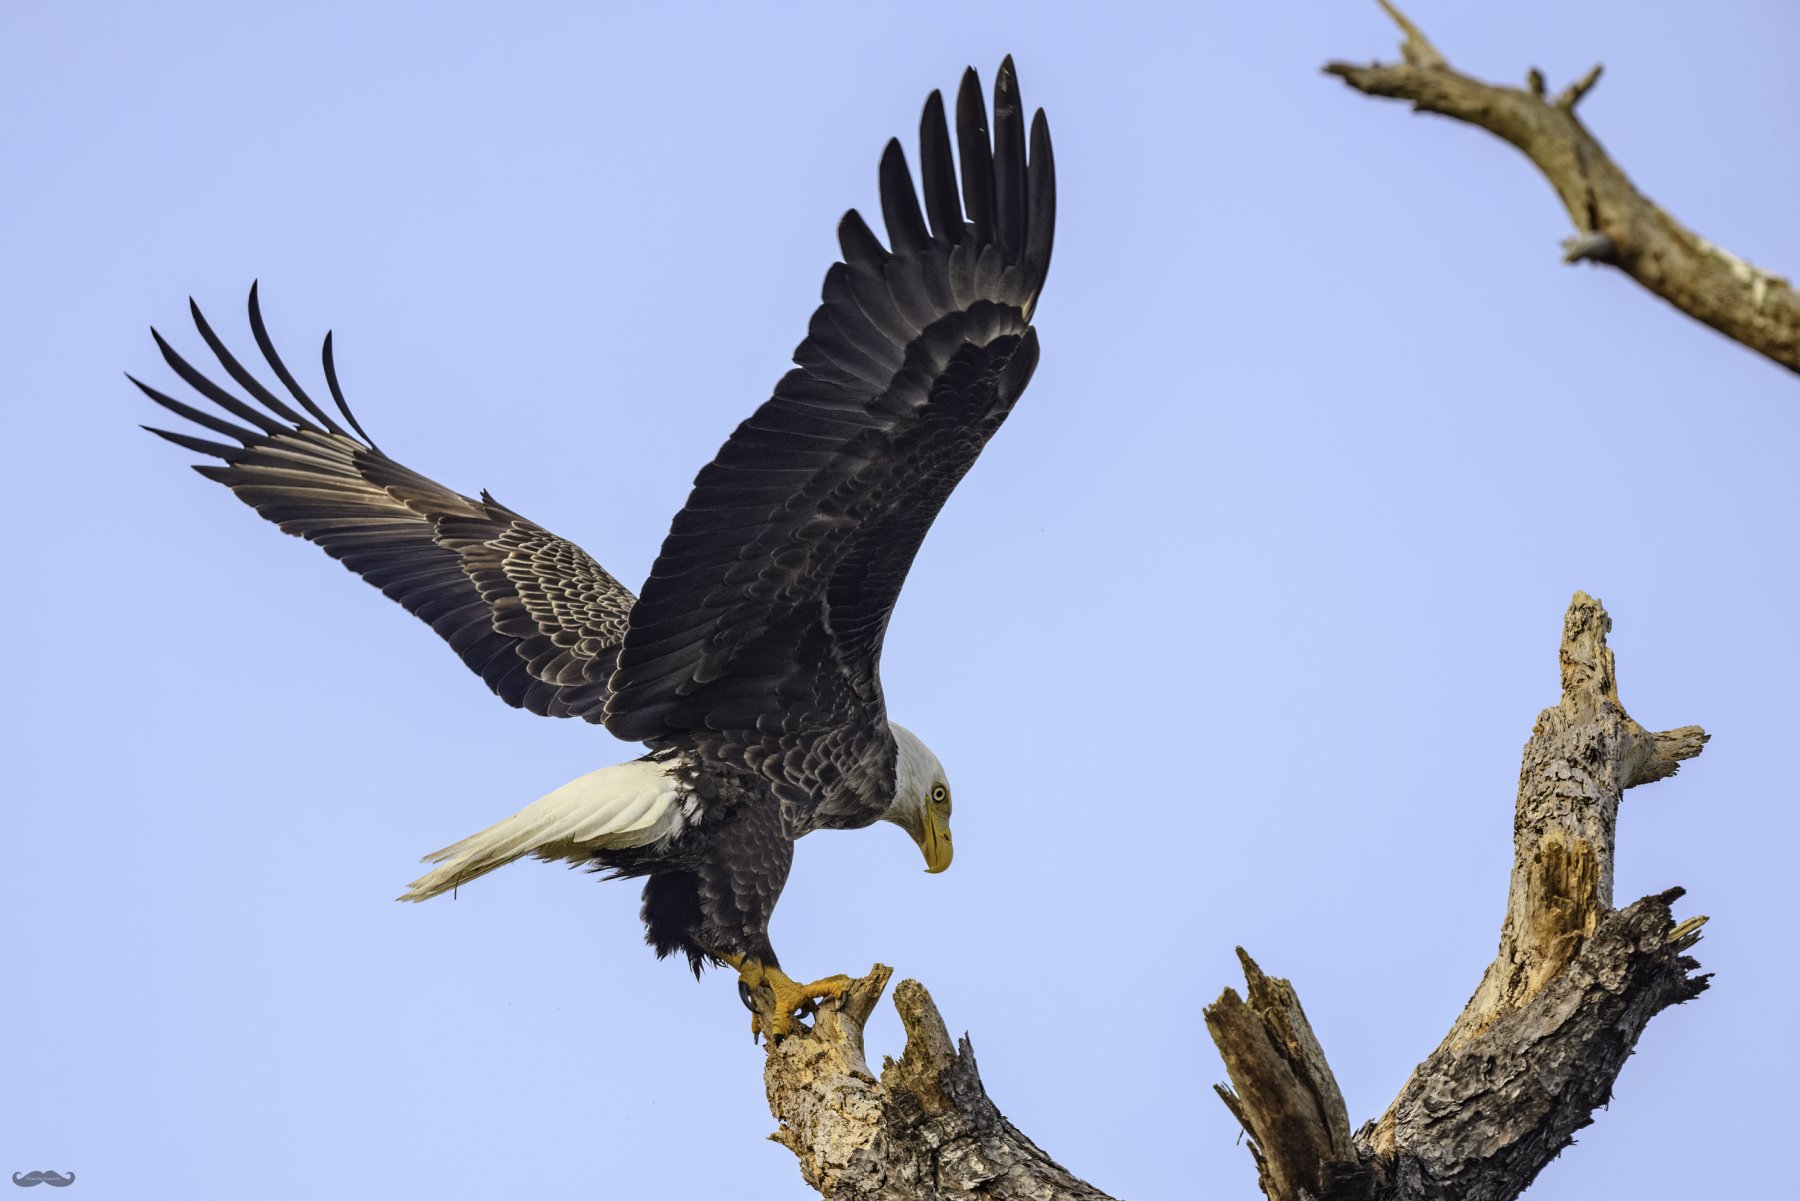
135,60 -> 1054,987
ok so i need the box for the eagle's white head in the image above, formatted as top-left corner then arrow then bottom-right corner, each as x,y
886,723 -> 953,873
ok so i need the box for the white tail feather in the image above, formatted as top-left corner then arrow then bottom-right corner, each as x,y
398,758 -> 687,902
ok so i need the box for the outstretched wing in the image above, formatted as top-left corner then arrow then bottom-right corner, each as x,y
133,285 -> 634,722
606,59 -> 1054,779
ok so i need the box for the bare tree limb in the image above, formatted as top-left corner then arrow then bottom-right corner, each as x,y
759,964 -> 1116,1200
1206,592 -> 1711,1201
1325,1 -> 1800,376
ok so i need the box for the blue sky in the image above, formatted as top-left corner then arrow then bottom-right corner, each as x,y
4,2 -> 1796,1197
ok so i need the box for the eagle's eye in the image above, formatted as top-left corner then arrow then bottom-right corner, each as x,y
930,784 -> 949,806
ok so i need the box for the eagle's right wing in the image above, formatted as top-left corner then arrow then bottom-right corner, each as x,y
133,284 -> 633,722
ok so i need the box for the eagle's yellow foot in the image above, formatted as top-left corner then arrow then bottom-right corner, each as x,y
727,955 -> 851,1042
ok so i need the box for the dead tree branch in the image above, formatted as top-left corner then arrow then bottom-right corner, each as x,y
1325,1 -> 1800,376
760,594 -> 1707,1200
759,964 -> 1116,1200
1206,592 -> 1710,1201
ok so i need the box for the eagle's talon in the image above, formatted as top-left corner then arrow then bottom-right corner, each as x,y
730,956 -> 850,1041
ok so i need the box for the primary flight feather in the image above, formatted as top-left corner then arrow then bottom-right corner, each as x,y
134,59 -> 1054,1037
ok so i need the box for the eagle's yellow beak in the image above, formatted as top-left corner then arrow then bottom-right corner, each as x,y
918,808 -> 953,874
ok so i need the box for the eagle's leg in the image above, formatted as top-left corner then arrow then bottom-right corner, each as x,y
726,955 -> 851,1041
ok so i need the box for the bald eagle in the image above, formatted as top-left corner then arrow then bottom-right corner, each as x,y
132,60 -> 1053,1037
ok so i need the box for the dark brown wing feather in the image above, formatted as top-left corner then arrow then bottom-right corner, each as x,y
606,59 -> 1054,824
134,284 -> 633,721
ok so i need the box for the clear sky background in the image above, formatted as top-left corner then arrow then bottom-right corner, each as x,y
4,2 -> 1795,1198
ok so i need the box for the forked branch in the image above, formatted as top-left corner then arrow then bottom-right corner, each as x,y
1206,592 -> 1710,1200
761,596 -> 1708,1200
